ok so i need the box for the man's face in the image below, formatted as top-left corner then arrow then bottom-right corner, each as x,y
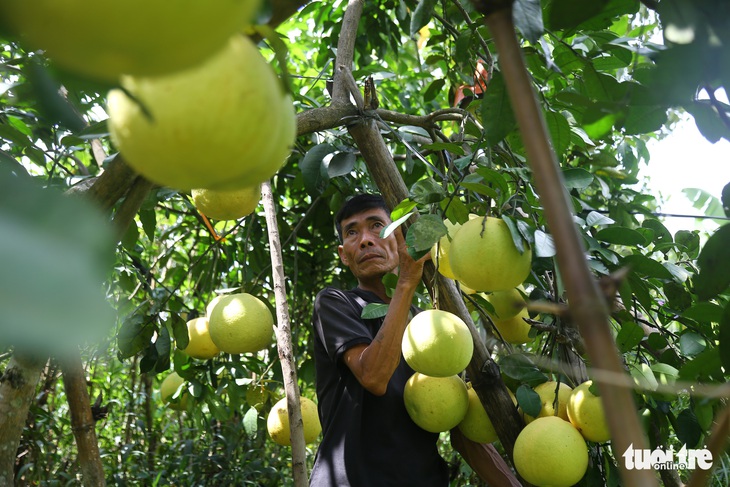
337,207 -> 399,281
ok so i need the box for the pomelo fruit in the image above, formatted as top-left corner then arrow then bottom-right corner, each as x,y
448,216 -> 531,292
267,396 -> 321,446
567,380 -> 611,443
514,416 -> 589,487
457,382 -> 517,443
521,381 -> 573,424
191,184 -> 261,221
403,373 -> 469,433
181,317 -> 220,360
107,35 -> 295,191
0,0 -> 260,82
160,371 -> 189,411
430,218 -> 461,279
484,285 -> 526,320
402,309 -> 473,377
492,308 -> 533,344
208,292 -> 274,354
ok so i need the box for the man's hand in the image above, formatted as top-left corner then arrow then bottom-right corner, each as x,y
393,226 -> 431,288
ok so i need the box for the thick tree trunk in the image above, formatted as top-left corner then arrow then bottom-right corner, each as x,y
60,353 -> 106,486
261,181 -> 309,486
0,353 -> 45,485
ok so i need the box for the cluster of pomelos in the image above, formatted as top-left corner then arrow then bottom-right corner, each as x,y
431,215 -> 534,344
1,0 -> 296,217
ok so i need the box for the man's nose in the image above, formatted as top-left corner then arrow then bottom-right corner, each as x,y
359,235 -> 375,248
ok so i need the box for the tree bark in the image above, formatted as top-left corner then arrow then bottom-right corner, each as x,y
60,353 -> 106,487
475,6 -> 658,486
261,181 -> 309,486
0,353 -> 45,485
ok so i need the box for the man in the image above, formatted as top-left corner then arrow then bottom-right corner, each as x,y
309,194 -> 519,486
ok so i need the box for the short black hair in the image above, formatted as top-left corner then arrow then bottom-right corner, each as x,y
335,194 -> 389,243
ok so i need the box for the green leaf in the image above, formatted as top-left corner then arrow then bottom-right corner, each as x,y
679,332 -> 706,357
405,214 -> 447,253
544,109 -> 571,159
682,302 -> 724,324
381,211 -> 413,239
622,254 -> 674,280
675,230 -> 700,258
327,151 -> 357,178
501,215 -> 526,254
595,226 -> 647,246
534,230 -> 556,258
361,303 -> 389,319
545,0 -> 608,31
140,208 -> 157,241
676,408 -> 702,448
410,0 -> 438,37
117,314 -> 156,360
586,211 -> 614,226
513,0 -> 544,44
410,178 -> 446,204
243,407 -> 259,439
499,353 -> 549,386
423,78 -> 446,103
300,143 -> 335,196
480,72 -> 517,146
516,384 -> 542,418
616,321 -> 644,353
562,168 -> 594,189
168,313 -> 189,350
695,224 -> 730,300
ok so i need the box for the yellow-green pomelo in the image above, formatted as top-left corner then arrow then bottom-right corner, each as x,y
514,416 -> 589,487
191,184 -> 261,221
448,216 -> 531,292
208,293 -> 274,354
403,373 -> 469,433
206,295 -> 225,318
457,382 -> 517,443
430,219 -> 462,279
0,0 -> 260,82
522,381 -> 573,424
267,396 -> 322,446
567,380 -> 611,443
107,35 -> 296,191
160,372 -> 189,410
402,309 -> 473,377
492,308 -> 533,344
484,285 -> 526,320
181,317 -> 220,360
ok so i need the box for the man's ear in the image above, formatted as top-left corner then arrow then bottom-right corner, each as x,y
337,245 -> 350,266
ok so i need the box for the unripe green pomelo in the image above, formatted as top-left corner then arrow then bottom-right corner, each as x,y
181,317 -> 220,360
448,216 -> 531,292
457,382 -> 517,443
267,396 -> 322,446
208,293 -> 274,354
0,0 -> 260,82
484,285 -> 526,320
107,35 -> 295,191
567,380 -> 611,443
521,381 -> 573,424
492,308 -> 533,344
160,371 -> 189,411
403,373 -> 469,433
191,184 -> 261,221
402,309 -> 473,377
514,416 -> 588,487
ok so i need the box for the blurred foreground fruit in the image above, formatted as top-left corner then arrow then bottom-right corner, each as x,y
448,216 -> 531,292
267,396 -> 322,446
208,293 -> 274,354
107,35 -> 296,191
0,0 -> 260,82
403,373 -> 468,433
402,309 -> 473,377
514,416 -> 588,487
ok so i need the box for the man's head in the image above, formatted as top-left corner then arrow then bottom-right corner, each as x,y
335,194 -> 390,243
335,194 -> 399,285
